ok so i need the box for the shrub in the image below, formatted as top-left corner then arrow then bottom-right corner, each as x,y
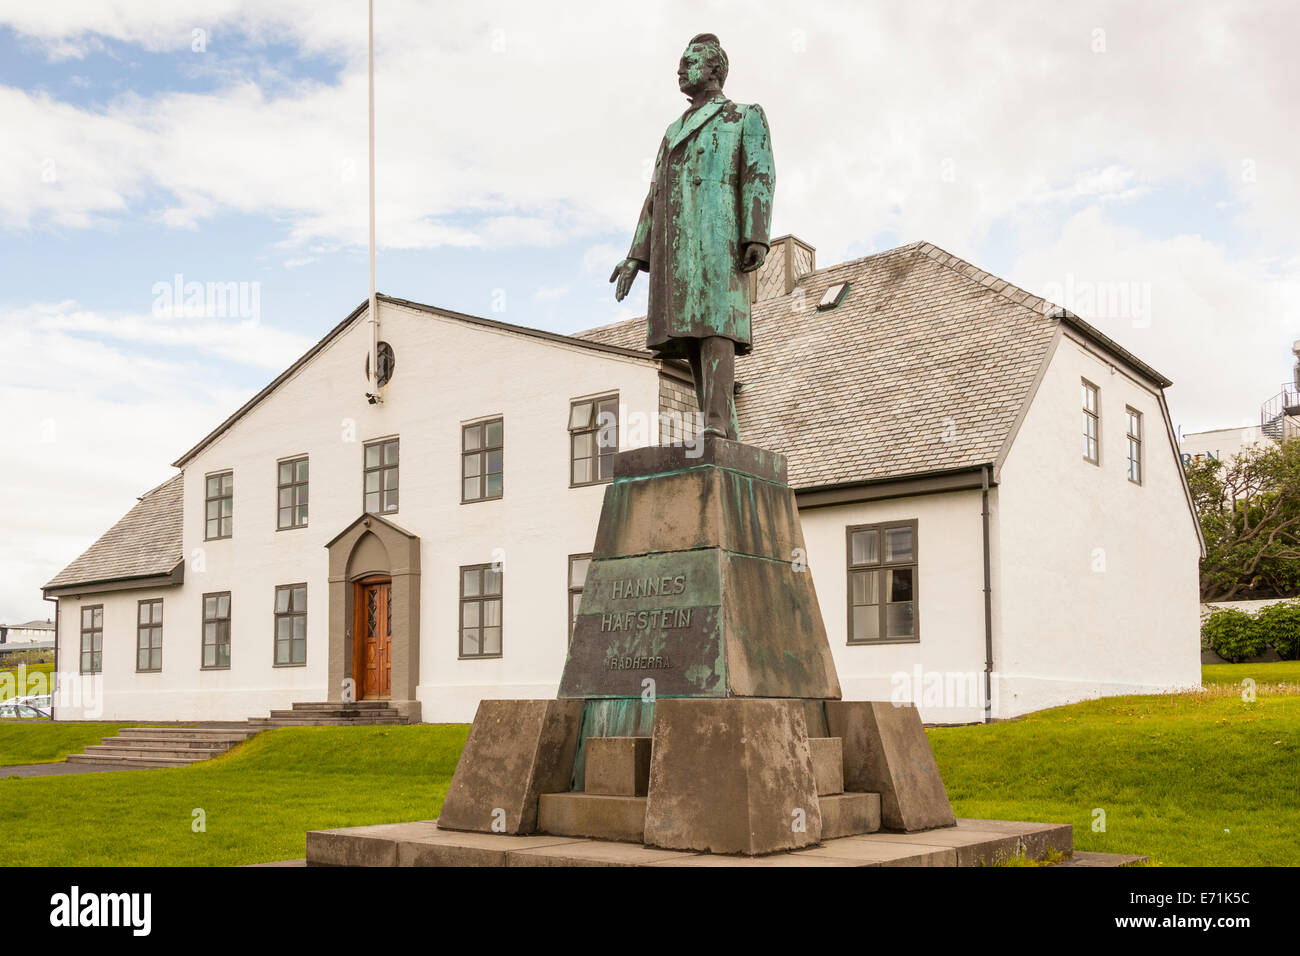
1254,600 -> 1300,660
1201,608 -> 1268,662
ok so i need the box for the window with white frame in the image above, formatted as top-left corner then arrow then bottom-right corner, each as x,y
1082,380 -> 1100,465
1126,407 -> 1143,484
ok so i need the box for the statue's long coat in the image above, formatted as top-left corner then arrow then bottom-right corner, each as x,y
627,95 -> 775,359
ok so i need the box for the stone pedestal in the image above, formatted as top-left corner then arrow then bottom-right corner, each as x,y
558,439 -> 841,700
435,441 -> 956,856
643,698 -> 822,855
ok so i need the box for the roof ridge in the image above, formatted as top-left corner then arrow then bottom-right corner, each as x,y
792,240 -> 926,283
574,241 -> 931,339
912,241 -> 1059,317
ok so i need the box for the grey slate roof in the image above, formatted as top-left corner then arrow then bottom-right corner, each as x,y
2,620 -> 54,630
44,475 -> 184,591
577,241 -> 1169,490
48,241 -> 1176,592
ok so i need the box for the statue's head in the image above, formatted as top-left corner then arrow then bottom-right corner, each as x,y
678,33 -> 728,95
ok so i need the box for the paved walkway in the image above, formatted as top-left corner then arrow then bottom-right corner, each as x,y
0,760 -> 133,778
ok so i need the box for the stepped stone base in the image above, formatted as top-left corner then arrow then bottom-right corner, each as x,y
809,737 -> 844,796
438,696 -> 960,854
305,818 -> 1074,867
585,736 -> 651,796
820,792 -> 881,839
538,793 -> 648,843
643,698 -> 825,855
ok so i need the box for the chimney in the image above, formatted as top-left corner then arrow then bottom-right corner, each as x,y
751,235 -> 815,302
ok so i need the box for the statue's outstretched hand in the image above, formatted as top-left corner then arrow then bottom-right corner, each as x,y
740,242 -> 767,273
609,259 -> 640,302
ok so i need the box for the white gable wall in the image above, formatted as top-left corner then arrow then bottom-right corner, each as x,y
995,331 -> 1202,716
57,302 -> 662,721
51,303 -> 1203,724
799,489 -> 991,724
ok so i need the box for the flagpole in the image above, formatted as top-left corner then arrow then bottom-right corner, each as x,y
367,0 -> 380,399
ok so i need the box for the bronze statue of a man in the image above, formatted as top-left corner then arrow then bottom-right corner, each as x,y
611,33 -> 775,440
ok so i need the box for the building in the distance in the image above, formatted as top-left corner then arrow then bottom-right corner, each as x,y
0,619 -> 55,646
1180,339 -> 1300,465
43,239 -> 1204,724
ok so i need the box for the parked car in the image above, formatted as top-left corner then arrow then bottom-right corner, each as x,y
0,701 -> 51,719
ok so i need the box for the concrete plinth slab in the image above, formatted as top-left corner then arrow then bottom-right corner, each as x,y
507,841 -> 700,867
306,821 -> 424,867
794,838 -> 957,867
305,817 -> 1074,867
868,820 -> 1073,866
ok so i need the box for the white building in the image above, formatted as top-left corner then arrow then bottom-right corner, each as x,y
44,239 -> 1204,724
1180,338 -> 1300,464
0,619 -> 55,646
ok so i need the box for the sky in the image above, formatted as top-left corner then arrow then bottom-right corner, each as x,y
1,0 -> 1298,622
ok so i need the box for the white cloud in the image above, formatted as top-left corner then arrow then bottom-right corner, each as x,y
1009,206 -> 1300,434
1,1 -> 1296,264
10,300 -> 317,369
0,304 -> 263,621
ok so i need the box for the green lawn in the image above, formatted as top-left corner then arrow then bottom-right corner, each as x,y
1201,659 -> 1300,687
1,725 -> 469,866
0,722 -> 142,766
0,663 -> 1294,866
929,677 -> 1299,866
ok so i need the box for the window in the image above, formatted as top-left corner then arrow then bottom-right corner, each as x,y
202,592 -> 231,669
570,394 -> 619,486
568,553 -> 592,638
817,282 -> 850,311
459,564 -> 502,658
1082,380 -> 1100,465
1126,407 -> 1143,484
847,521 -> 918,644
364,438 -> 399,513
462,419 -> 504,502
277,457 -> 309,529
137,599 -> 162,672
205,471 -> 233,539
79,605 -> 103,674
274,584 -> 307,666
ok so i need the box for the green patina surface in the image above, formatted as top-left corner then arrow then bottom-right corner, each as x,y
629,93 -> 774,359
568,698 -> 656,791
560,550 -> 727,699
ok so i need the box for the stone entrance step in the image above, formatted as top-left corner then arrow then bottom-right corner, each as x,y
67,725 -> 259,768
305,818 -> 1075,867
248,700 -> 411,728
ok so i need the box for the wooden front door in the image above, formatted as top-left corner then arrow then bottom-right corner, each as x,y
355,580 -> 392,699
